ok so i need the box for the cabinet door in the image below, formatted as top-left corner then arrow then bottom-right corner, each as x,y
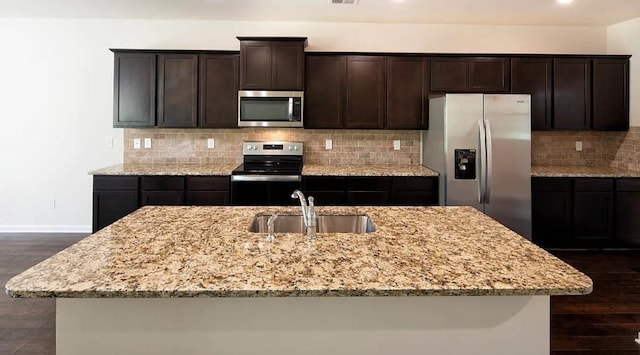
469,58 -> 510,92
346,56 -> 386,129
239,41 -> 272,90
157,54 -> 198,128
305,55 -> 346,128
429,58 -> 468,92
531,178 -> 572,248
593,58 -> 629,131
616,179 -> 640,247
386,57 -> 428,129
93,176 -> 139,232
113,52 -> 156,127
511,58 -> 552,130
93,190 -> 139,232
573,191 -> 613,246
573,179 -> 614,247
271,41 -> 305,90
391,176 -> 438,205
199,54 -> 239,128
553,58 -> 591,130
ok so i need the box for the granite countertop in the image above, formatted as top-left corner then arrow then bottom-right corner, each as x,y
302,164 -> 439,177
89,163 -> 239,176
6,206 -> 591,298
532,166 -> 640,178
89,163 -> 440,177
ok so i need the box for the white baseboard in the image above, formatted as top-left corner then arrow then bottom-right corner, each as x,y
0,225 -> 91,233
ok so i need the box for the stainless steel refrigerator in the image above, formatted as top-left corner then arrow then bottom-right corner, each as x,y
421,94 -> 531,238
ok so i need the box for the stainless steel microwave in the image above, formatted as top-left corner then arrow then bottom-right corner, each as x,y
238,91 -> 304,128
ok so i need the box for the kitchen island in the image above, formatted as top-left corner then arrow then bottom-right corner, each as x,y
6,206 -> 591,355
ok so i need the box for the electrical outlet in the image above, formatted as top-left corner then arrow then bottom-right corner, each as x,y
207,138 -> 215,149
49,199 -> 56,210
325,139 -> 333,150
576,141 -> 583,152
133,138 -> 141,149
144,138 -> 152,149
393,140 -> 401,151
106,136 -> 113,148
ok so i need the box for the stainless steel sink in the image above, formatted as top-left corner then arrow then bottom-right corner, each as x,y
249,214 -> 376,234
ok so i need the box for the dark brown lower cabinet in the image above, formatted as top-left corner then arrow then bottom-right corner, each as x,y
615,179 -> 640,247
573,179 -> 614,247
532,177 -> 640,249
302,176 -> 438,206
186,176 -> 230,205
92,176 -> 140,232
391,176 -> 439,205
302,177 -> 347,205
140,176 -> 185,206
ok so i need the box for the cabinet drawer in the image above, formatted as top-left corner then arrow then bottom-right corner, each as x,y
392,177 -> 437,191
303,177 -> 346,191
347,191 -> 389,205
305,191 -> 346,206
347,177 -> 392,191
531,177 -> 571,191
186,176 -> 230,191
616,178 -> 640,192
392,191 -> 438,206
141,176 -> 185,190
94,176 -> 139,190
141,191 -> 185,206
186,191 -> 229,205
574,178 -> 613,192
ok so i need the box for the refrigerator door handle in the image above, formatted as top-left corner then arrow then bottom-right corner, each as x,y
477,119 -> 486,204
484,118 -> 493,204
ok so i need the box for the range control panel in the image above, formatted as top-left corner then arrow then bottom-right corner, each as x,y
242,141 -> 304,156
454,149 -> 476,180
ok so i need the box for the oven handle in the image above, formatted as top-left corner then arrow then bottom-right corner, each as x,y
231,175 -> 301,182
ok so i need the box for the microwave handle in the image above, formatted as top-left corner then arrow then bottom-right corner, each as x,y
288,98 -> 293,121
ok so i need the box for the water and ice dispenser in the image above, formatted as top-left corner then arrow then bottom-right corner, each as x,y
454,149 -> 476,180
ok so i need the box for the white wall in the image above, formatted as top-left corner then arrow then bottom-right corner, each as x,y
0,18 -> 609,232
607,18 -> 640,126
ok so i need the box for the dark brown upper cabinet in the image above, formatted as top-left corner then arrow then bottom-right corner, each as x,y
346,56 -> 386,129
592,58 -> 629,131
553,58 -> 591,130
238,37 -> 306,90
199,54 -> 239,128
113,52 -> 156,127
157,54 -> 198,128
305,55 -> 346,129
386,56 -> 429,130
511,58 -> 553,130
430,57 -> 510,93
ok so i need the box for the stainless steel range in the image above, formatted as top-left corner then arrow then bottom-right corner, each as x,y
231,141 -> 303,205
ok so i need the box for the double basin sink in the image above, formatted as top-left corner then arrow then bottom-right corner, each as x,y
250,214 -> 376,234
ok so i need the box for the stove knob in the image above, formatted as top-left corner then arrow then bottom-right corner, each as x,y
253,145 -> 258,150
293,146 -> 299,151
288,146 -> 293,151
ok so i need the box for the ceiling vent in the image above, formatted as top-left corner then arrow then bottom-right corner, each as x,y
330,0 -> 359,5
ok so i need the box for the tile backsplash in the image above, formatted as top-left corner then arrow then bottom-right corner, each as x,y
125,126 -> 640,172
532,126 -> 640,172
124,128 -> 421,165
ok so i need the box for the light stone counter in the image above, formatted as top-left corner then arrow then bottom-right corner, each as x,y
302,164 -> 439,176
532,165 -> 640,178
6,206 -> 591,298
89,163 -> 238,176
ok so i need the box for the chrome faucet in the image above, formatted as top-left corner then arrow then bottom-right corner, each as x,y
291,190 -> 317,239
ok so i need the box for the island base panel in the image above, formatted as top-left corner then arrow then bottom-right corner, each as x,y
57,296 -> 549,355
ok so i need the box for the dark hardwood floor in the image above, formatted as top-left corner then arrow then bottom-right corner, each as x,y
1,234 -> 639,354
550,250 -> 640,354
0,233 -> 86,355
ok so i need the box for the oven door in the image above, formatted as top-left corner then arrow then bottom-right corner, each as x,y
231,175 -> 301,206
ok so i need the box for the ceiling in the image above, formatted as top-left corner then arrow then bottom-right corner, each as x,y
0,0 -> 639,26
